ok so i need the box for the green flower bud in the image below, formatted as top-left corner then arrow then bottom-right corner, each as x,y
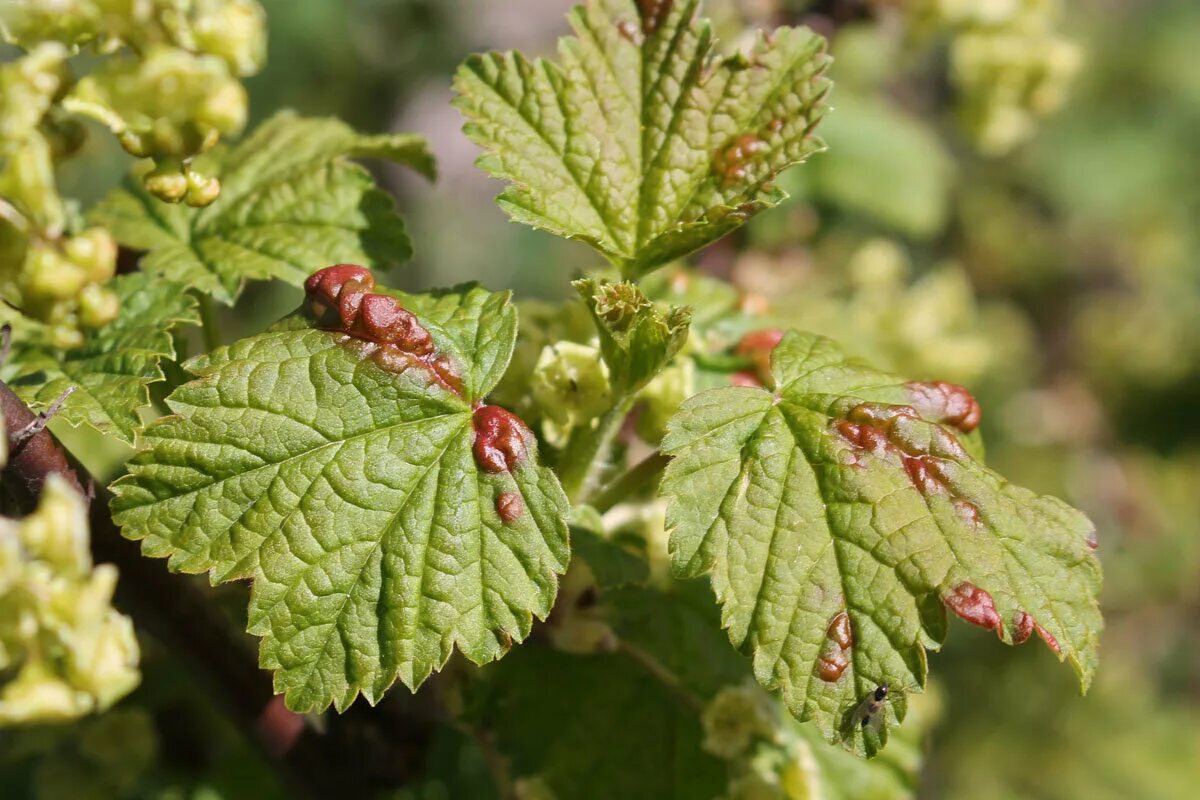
144,162 -> 188,203
78,283 -> 119,328
19,477 -> 90,576
0,43 -> 70,142
117,128 -> 149,157
701,683 -> 779,759
191,0 -> 268,77
0,1 -> 100,49
25,242 -> 88,300
196,79 -> 247,134
64,227 -> 117,282
530,342 -> 612,448
0,661 -> 82,724
635,359 -> 694,445
66,45 -> 248,160
589,280 -> 651,333
0,475 -> 140,724
50,324 -> 84,349
183,168 -> 220,207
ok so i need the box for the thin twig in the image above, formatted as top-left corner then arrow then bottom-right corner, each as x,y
617,639 -> 704,714
0,323 -> 11,366
11,386 -> 76,446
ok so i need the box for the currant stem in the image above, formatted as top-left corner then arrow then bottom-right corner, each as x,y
557,394 -> 636,503
196,291 -> 222,352
591,451 -> 671,514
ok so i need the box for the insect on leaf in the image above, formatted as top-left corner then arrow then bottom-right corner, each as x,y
660,330 -> 1101,755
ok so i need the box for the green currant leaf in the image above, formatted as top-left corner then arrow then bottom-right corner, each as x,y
453,0 -> 830,278
660,330 -> 1101,755
89,111 -> 435,303
109,280 -> 569,712
0,272 -> 198,443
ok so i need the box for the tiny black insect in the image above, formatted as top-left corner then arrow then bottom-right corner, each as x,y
852,682 -> 889,732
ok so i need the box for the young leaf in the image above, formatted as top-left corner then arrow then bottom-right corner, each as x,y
660,330 -> 1101,754
110,272 -> 569,712
575,277 -> 690,394
453,0 -> 830,278
89,111 -> 435,303
0,272 -> 198,443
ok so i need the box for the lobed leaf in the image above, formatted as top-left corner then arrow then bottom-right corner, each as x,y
89,111 -> 434,303
453,0 -> 830,278
0,272 -> 198,443
110,282 -> 570,712
660,330 -> 1101,754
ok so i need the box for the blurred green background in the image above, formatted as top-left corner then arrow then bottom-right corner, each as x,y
8,0 -> 1200,797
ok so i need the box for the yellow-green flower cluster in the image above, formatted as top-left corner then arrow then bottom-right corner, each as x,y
910,0 -> 1081,154
0,0 -> 265,339
0,44 -> 119,345
0,475 -> 140,725
702,683 -> 822,800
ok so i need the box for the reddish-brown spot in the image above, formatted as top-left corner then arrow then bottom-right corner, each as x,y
836,419 -> 889,455
473,405 -> 531,473
304,266 -> 462,395
336,278 -> 372,328
837,404 -> 958,494
817,610 -> 853,682
767,118 -> 784,133
1012,611 -> 1034,645
304,264 -> 375,305
354,294 -> 434,353
715,133 -> 768,186
496,491 -> 523,523
637,0 -> 671,33
906,381 -> 982,433
736,328 -> 784,383
902,453 -> 945,495
305,264 -> 376,321
1035,623 -> 1061,654
943,583 -> 1004,639
955,499 -> 982,528
1085,528 -> 1098,550
730,370 -> 762,388
828,610 -> 852,648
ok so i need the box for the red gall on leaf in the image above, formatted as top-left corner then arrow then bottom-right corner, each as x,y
943,583 -> 1004,638
817,610 -> 854,682
303,265 -> 463,394
473,405 -> 532,473
905,380 -> 982,433
496,491 -> 524,524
